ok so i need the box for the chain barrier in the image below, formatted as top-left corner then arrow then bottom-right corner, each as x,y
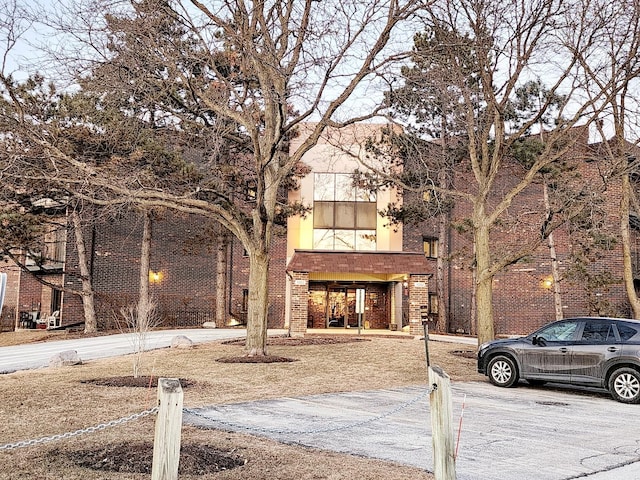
1,385 -> 437,451
184,386 -> 434,436
0,407 -> 159,452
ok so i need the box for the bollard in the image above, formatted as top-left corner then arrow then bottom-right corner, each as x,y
151,378 -> 183,480
429,366 -> 456,480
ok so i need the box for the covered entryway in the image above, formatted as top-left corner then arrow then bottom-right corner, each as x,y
308,283 -> 390,329
287,251 -> 435,337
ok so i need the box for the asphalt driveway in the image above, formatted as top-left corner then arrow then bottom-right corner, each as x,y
186,381 -> 640,480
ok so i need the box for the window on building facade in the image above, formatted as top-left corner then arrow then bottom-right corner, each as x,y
245,180 -> 257,201
242,289 -> 249,312
51,288 -> 63,313
44,225 -> 66,265
423,236 -> 438,258
313,173 -> 377,250
429,293 -> 439,314
26,222 -> 66,271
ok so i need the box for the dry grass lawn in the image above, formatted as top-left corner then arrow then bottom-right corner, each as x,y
0,331 -> 482,479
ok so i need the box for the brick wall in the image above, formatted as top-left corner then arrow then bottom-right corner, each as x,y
404,141 -> 632,336
407,274 -> 429,335
90,212 -> 218,327
86,212 -> 289,330
289,272 -> 309,337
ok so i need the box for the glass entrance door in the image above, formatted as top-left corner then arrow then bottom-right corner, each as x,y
327,287 -> 359,328
327,288 -> 346,327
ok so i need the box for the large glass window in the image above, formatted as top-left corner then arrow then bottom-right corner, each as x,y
313,173 -> 377,250
423,236 -> 439,258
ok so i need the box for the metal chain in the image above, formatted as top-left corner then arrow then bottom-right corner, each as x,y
0,407 -> 159,451
1,386 -> 437,451
184,386 -> 434,436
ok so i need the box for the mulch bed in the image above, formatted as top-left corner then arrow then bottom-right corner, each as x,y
217,335 -> 371,363
216,355 -> 298,363
81,376 -> 197,388
64,441 -> 246,474
221,335 -> 371,346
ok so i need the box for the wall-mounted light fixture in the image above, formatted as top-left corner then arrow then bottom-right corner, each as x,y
541,276 -> 553,289
149,270 -> 164,284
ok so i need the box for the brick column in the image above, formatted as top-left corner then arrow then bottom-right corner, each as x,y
408,274 -> 429,335
288,272 -> 309,338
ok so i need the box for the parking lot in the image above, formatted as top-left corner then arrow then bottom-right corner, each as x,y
187,380 -> 640,480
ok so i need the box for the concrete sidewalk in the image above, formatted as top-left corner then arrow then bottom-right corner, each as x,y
0,328 -> 285,373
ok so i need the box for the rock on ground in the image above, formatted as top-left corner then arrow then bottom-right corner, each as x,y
171,335 -> 194,349
49,350 -> 82,367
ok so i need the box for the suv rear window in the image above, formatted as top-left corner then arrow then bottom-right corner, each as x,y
581,322 -> 615,342
617,323 -> 639,341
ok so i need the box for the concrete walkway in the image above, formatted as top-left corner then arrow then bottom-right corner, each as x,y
185,381 -> 640,480
0,328 -> 285,373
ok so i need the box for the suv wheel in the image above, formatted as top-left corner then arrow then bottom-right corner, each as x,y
609,367 -> 640,404
487,355 -> 519,388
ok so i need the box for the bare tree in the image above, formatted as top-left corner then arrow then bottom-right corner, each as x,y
377,0 -> 640,344
578,0 -> 640,318
114,209 -> 162,377
119,298 -> 160,378
137,209 -> 153,330
70,207 -> 98,333
3,0 -> 422,355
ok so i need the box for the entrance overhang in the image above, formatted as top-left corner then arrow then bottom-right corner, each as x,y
286,250 -> 433,277
287,250 -> 435,337
308,272 -> 404,282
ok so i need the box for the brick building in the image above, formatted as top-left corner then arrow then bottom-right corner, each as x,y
402,132 -> 638,336
2,124 -> 638,336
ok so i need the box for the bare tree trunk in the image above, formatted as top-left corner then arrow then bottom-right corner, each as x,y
621,174 -> 640,318
138,210 -> 152,326
71,210 -> 97,334
246,250 -> 269,356
130,210 -> 154,378
436,211 -> 449,332
543,182 -> 563,320
470,265 -> 477,337
475,222 -> 495,345
435,116 -> 450,333
215,233 -> 229,326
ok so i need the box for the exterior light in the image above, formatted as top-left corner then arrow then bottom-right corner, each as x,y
541,276 -> 553,289
149,270 -> 164,284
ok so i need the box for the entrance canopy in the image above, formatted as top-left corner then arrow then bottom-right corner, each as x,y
287,251 -> 435,336
286,250 -> 434,280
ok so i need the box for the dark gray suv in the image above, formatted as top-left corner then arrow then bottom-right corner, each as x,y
477,317 -> 640,403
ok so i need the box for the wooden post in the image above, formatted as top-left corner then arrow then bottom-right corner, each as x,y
151,378 -> 183,480
429,366 -> 456,480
